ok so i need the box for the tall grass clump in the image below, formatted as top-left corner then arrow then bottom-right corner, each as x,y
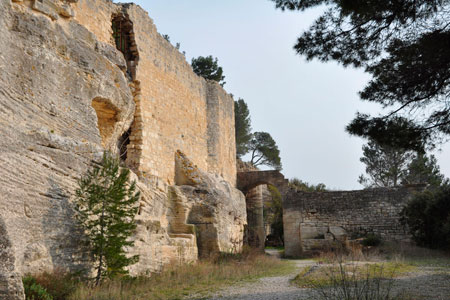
295,253 -> 414,300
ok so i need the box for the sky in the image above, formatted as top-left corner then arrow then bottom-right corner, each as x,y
117,0 -> 450,190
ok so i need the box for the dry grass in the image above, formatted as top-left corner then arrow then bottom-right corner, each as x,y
67,249 -> 294,300
295,243 -> 450,300
294,261 -> 415,289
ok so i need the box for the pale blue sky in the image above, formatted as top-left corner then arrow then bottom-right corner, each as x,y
116,0 -> 450,189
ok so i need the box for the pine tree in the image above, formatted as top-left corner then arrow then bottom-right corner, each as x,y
358,140 -> 414,188
234,98 -> 253,158
249,132 -> 282,170
403,154 -> 445,187
74,152 -> 140,285
273,0 -> 450,150
191,55 -> 226,86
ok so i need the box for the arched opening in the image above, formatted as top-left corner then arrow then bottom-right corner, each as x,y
244,183 -> 284,252
91,97 -> 119,149
236,171 -> 289,252
112,14 -> 139,80
263,185 -> 284,249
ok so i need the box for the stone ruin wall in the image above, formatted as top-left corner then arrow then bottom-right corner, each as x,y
283,187 -> 424,257
73,0 -> 237,186
0,1 -> 245,298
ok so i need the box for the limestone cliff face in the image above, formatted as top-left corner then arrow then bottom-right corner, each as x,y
0,1 -> 246,298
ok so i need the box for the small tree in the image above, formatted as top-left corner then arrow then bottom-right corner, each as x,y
234,98 -> 253,158
289,178 -> 327,191
191,55 -> 226,86
249,131 -> 282,170
358,140 -> 414,188
402,153 -> 445,187
74,152 -> 140,285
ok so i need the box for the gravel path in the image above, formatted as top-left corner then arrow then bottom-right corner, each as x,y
206,258 -> 317,300
193,252 -> 450,300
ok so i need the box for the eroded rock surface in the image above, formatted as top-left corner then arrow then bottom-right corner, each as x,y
175,151 -> 247,258
0,218 -> 25,300
0,1 -> 246,299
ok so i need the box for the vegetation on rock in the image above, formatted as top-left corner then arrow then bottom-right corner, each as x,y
289,178 -> 327,191
191,55 -> 226,86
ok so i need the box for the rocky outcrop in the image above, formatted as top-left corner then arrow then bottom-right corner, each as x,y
0,0 -> 134,279
175,151 -> 247,258
0,1 -> 246,298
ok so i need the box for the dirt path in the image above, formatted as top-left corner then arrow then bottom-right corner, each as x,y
206,257 -> 316,300
198,251 -> 450,300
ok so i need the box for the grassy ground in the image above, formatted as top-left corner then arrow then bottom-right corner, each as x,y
293,261 -> 416,288
292,243 -> 450,300
30,250 -> 295,300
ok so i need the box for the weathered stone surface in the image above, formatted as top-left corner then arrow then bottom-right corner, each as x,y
283,186 -> 426,257
237,171 -> 289,194
0,218 -> 25,300
1,0 -> 134,281
1,1 -> 245,298
175,152 -> 247,258
236,170 -> 289,250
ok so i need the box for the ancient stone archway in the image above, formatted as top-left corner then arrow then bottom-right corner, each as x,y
237,171 -> 289,251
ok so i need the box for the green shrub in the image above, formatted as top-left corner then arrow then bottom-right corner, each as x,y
23,276 -> 53,300
33,269 -> 80,300
401,184 -> 450,249
361,233 -> 382,247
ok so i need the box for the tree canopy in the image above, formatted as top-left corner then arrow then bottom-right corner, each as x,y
289,178 -> 327,191
358,140 -> 414,188
403,153 -> 446,187
272,0 -> 450,150
358,139 -> 446,188
234,98 -> 253,158
191,55 -> 226,86
249,131 -> 282,170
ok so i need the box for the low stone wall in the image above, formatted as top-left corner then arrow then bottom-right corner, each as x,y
283,186 -> 425,257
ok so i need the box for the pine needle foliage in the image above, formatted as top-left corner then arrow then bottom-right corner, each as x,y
191,55 -> 226,86
234,98 -> 253,158
74,152 -> 140,285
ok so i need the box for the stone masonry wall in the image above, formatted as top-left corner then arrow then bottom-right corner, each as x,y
206,83 -> 237,186
283,186 -> 424,257
73,0 -> 237,186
